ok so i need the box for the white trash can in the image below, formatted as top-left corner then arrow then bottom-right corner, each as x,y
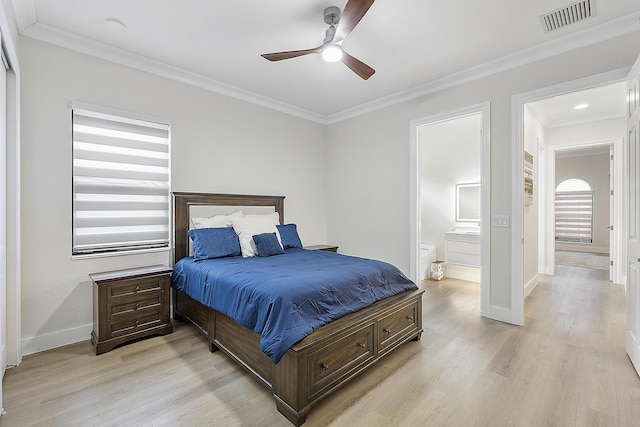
420,244 -> 436,280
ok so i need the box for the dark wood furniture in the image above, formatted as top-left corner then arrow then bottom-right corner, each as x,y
172,192 -> 424,426
91,265 -> 173,355
304,244 -> 339,252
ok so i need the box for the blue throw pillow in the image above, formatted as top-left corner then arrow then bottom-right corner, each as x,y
276,224 -> 303,249
253,232 -> 285,257
188,227 -> 241,260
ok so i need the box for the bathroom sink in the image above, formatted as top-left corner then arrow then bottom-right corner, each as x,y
445,230 -> 481,241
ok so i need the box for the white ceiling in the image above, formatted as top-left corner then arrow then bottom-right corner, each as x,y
10,0 -> 640,123
528,81 -> 628,128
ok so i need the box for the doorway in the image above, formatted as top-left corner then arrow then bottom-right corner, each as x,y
524,81 -> 625,287
551,144 -> 620,280
512,69 -> 630,325
409,102 -> 492,319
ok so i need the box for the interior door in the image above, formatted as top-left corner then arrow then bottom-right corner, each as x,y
626,53 -> 640,378
610,146 -> 614,282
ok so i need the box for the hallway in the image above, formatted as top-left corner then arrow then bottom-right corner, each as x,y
418,266 -> 639,426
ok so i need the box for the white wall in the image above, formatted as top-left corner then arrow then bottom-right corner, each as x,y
419,114 -> 481,260
546,117 -> 625,148
326,31 -> 640,312
19,37 -> 328,354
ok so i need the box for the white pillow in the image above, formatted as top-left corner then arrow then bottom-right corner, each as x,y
231,216 -> 282,257
192,210 -> 243,229
243,212 -> 280,226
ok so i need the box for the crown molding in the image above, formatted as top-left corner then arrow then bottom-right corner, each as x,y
22,22 -> 328,124
10,0 -> 36,33
326,12 -> 640,124
18,10 -> 640,126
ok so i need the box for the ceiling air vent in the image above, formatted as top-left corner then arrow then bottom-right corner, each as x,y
540,0 -> 594,33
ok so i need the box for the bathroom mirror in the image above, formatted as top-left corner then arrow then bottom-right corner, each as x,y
456,183 -> 481,222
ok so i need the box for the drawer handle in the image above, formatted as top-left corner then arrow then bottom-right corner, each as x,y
384,328 -> 392,334
135,286 -> 140,293
359,343 -> 366,349
406,315 -> 414,321
321,363 -> 329,371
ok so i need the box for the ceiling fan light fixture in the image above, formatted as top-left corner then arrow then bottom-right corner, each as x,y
322,44 -> 343,63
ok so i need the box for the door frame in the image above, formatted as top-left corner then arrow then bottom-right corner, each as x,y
545,139 -> 624,283
512,68 -> 630,319
409,102 -> 491,316
0,3 -> 23,372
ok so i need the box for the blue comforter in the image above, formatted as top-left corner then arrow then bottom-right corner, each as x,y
171,248 -> 417,363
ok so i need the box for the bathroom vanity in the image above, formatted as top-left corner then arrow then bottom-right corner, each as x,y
445,230 -> 481,267
444,230 -> 481,282
445,182 -> 481,281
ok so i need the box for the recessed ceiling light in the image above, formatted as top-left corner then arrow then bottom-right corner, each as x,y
105,18 -> 126,32
574,103 -> 589,110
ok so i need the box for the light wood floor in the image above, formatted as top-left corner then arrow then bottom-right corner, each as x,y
3,265 -> 639,426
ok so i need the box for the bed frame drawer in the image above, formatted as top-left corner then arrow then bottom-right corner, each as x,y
377,300 -> 420,354
308,323 -> 375,399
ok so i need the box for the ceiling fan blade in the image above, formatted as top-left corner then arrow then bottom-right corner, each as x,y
341,51 -> 375,80
333,0 -> 375,44
261,46 -> 322,62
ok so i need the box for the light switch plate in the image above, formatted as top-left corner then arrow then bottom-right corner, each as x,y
491,215 -> 510,228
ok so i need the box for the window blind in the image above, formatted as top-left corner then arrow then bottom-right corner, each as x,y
72,109 -> 170,255
555,190 -> 593,243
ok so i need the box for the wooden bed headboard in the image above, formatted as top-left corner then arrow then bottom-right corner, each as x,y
172,192 -> 285,263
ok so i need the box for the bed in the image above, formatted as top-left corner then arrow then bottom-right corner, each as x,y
171,192 -> 424,425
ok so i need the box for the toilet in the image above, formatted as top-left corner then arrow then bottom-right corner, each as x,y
419,244 -> 436,281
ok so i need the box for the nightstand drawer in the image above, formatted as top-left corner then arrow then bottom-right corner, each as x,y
109,311 -> 163,338
108,277 -> 163,301
110,295 -> 162,318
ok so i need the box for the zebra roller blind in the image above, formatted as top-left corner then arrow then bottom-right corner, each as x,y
72,108 -> 170,255
555,179 -> 593,244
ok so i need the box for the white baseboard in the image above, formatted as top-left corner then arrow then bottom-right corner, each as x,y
21,323 -> 92,356
555,244 -> 609,254
1,343 -> 5,377
524,274 -> 539,298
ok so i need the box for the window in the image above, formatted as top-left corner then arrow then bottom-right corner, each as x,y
555,178 -> 593,243
72,107 -> 170,255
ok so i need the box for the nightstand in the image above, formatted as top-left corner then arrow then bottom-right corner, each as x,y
305,244 -> 339,253
90,265 -> 173,355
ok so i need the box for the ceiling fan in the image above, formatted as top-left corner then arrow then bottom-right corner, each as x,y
261,0 -> 375,80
